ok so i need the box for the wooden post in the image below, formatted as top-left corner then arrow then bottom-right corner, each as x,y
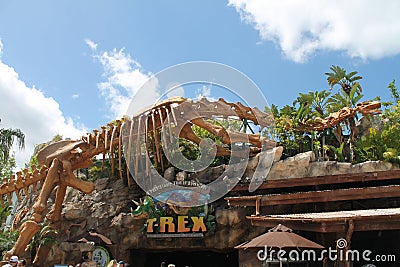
255,198 -> 261,216
344,220 -> 355,267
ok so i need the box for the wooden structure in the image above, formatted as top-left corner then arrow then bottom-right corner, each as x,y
248,208 -> 400,233
227,169 -> 400,266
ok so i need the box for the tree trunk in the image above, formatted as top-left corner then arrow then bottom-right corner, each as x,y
322,132 -> 326,161
348,118 -> 357,162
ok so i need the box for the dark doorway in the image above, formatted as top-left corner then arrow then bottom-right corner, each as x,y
131,249 -> 238,267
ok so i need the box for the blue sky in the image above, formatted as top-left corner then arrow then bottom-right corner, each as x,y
0,0 -> 399,167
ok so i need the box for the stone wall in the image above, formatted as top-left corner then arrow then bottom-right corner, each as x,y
39,178 -> 265,266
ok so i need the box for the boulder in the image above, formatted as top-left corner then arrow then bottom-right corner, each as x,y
267,151 -> 315,179
94,178 -> 109,191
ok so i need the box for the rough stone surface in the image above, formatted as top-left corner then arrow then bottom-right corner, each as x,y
163,166 -> 175,182
188,165 -> 226,184
16,175 -> 261,266
59,242 -> 95,252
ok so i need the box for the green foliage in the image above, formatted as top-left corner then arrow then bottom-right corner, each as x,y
267,89 -> 334,159
293,90 -> 331,117
267,65 -> 375,162
354,81 -> 400,163
325,69 -> 365,162
328,143 -> 345,162
0,156 -> 16,178
327,85 -> 364,112
88,158 -> 112,181
325,65 -> 362,94
0,203 -> 18,257
0,228 -> 19,257
0,126 -> 25,164
28,224 -> 58,262
0,204 -> 12,227
388,79 -> 400,102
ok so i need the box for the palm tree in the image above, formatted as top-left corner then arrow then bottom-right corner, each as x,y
327,85 -> 364,162
325,65 -> 362,95
294,90 -> 331,160
0,122 -> 25,163
294,90 -> 331,117
327,86 -> 364,112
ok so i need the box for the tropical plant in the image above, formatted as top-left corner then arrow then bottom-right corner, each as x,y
0,156 -> 16,178
325,65 -> 362,95
0,228 -> 19,257
328,143 -> 345,162
28,224 -> 58,266
265,103 -> 312,158
0,121 -> 23,257
294,90 -> 331,117
354,81 -> 400,163
293,90 -> 332,160
388,79 -> 400,103
0,125 -> 25,163
0,203 -> 18,257
326,73 -> 365,162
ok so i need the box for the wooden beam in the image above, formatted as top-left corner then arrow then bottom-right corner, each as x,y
231,169 -> 400,192
227,185 -> 400,207
249,216 -> 400,232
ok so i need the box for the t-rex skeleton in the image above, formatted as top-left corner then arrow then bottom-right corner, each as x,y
0,96 -> 273,262
293,101 -> 381,132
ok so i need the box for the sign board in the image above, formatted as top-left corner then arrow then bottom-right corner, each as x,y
132,191 -> 216,238
92,246 -> 110,267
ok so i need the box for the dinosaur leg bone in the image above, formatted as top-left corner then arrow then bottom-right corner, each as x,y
6,220 -> 41,260
31,158 -> 61,222
46,184 -> 67,223
60,160 -> 94,194
5,158 -> 62,260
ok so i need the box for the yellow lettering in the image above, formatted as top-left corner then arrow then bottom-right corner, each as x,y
146,218 -> 157,233
177,216 -> 190,232
191,216 -> 207,232
160,217 -> 175,233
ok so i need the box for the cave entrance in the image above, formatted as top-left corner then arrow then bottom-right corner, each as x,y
130,249 -> 238,267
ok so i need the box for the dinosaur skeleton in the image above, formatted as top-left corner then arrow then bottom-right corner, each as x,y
0,97 -> 273,262
293,101 -> 381,132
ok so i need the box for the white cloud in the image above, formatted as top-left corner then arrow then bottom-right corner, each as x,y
0,40 -> 86,168
84,39 -> 97,50
85,39 -> 158,118
72,93 -> 79,99
228,0 -> 400,62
